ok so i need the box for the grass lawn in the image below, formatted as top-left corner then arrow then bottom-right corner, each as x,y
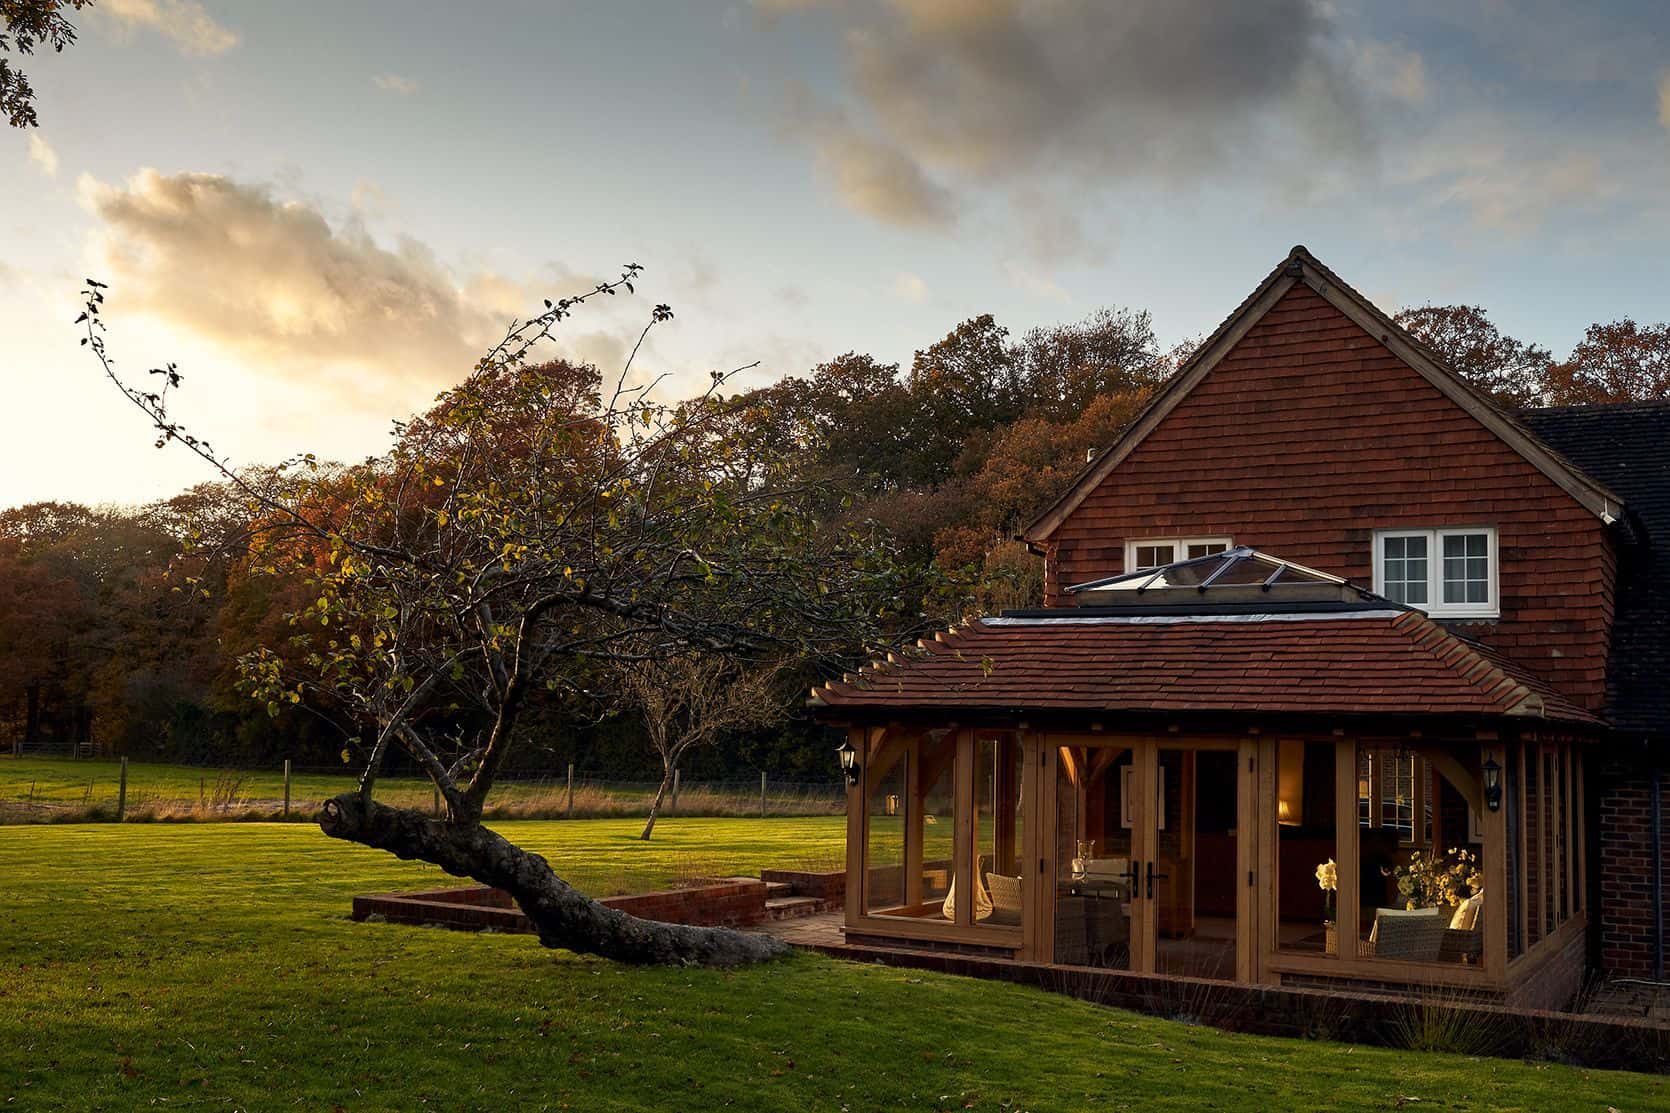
0,755 -> 839,821
2,819 -> 1665,1111
0,754 -> 406,810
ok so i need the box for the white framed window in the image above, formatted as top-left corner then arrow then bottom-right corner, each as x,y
1373,528 -> 1498,618
1125,536 -> 1232,571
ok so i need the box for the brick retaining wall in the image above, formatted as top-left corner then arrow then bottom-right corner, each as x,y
353,878 -> 770,933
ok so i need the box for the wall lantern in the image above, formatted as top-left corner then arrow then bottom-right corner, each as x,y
836,738 -> 859,787
1482,757 -> 1502,812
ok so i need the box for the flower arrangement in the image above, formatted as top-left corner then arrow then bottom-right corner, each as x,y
1314,858 -> 1338,921
1384,847 -> 1482,911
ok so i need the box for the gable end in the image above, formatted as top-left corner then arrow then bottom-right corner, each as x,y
1023,247 -> 1624,545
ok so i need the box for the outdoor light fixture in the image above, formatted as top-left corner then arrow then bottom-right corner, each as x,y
836,738 -> 859,787
1482,757 -> 1502,812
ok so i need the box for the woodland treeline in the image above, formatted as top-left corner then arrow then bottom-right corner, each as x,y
4,300 -> 1664,775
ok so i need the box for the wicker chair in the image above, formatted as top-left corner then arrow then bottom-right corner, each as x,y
987,872 -> 1023,926
1368,906 -> 1449,962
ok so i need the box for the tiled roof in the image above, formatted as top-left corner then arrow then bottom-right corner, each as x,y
1520,401 -> 1670,734
812,608 -> 1601,725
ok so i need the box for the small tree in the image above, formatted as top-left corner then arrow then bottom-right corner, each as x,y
620,654 -> 781,840
79,267 -> 907,965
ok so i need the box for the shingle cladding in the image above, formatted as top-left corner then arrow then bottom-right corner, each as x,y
1042,283 -> 1616,713
812,609 -> 1600,725
1519,402 -> 1670,734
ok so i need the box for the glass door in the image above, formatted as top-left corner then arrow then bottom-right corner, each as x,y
1149,746 -> 1245,980
1052,737 -> 1252,981
1052,741 -> 1139,970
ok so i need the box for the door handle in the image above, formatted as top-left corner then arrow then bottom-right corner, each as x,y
1145,860 -> 1169,900
1122,860 -> 1141,899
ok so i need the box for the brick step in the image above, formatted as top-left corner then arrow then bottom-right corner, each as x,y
764,896 -> 824,920
763,881 -> 794,899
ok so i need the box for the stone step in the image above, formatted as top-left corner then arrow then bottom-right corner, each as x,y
763,880 -> 794,899
764,895 -> 823,920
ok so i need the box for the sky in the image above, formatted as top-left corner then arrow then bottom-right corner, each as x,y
3,0 -> 1669,507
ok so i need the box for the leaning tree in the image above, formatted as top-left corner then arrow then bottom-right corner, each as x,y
78,268 -> 908,965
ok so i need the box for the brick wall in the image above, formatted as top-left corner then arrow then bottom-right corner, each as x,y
1043,283 -> 1616,712
1597,752 -> 1670,978
353,878 -> 770,933
1508,923 -> 1589,1013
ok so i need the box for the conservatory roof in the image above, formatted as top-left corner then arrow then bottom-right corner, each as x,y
812,549 -> 1600,726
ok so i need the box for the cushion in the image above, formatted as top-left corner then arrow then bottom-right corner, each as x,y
1449,891 -> 1484,932
1367,904 -> 1446,945
941,867 -> 994,921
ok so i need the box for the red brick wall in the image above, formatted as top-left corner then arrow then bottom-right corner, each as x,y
1044,283 -> 1615,711
352,879 -> 770,932
1597,754 -> 1669,978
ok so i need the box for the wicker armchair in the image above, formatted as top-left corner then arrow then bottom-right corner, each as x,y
987,872 -> 1023,926
1368,906 -> 1449,962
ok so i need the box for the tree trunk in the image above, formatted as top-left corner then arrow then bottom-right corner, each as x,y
320,793 -> 789,966
640,768 -> 674,841
24,683 -> 39,752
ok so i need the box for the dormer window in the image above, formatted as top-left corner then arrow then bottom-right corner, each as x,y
1373,528 -> 1498,619
1126,536 -> 1232,572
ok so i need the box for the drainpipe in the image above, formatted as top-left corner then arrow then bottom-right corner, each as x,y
1654,760 -> 1664,982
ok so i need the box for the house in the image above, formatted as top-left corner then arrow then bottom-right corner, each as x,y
813,246 -> 1670,1009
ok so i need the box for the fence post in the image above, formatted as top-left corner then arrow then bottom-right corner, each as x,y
671,768 -> 680,814
117,757 -> 128,822
565,763 -> 575,818
282,759 -> 292,818
760,770 -> 767,818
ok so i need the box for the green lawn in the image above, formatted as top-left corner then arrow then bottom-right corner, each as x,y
2,820 -> 1664,1111
0,754 -> 415,812
0,755 -> 839,821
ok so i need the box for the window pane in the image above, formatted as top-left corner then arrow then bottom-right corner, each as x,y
1134,544 -> 1175,570
1379,752 -> 1414,840
1054,746 -> 1133,969
1186,541 -> 1228,559
919,732 -> 957,910
1441,533 -> 1490,606
1277,741 -> 1338,956
1382,535 -> 1428,605
974,734 -> 1023,929
865,743 -> 907,915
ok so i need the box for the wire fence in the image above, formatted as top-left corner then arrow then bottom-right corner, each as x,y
0,754 -> 847,825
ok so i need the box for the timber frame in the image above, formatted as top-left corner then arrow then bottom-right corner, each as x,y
839,715 -> 1593,1003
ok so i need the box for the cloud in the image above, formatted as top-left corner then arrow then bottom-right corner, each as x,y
1659,71 -> 1670,131
102,0 -> 239,56
764,0 -> 1367,243
76,170 -> 561,401
1003,261 -> 1070,302
373,74 -> 420,96
1353,39 -> 1428,105
782,89 -> 954,227
27,133 -> 58,177
891,271 -> 929,303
